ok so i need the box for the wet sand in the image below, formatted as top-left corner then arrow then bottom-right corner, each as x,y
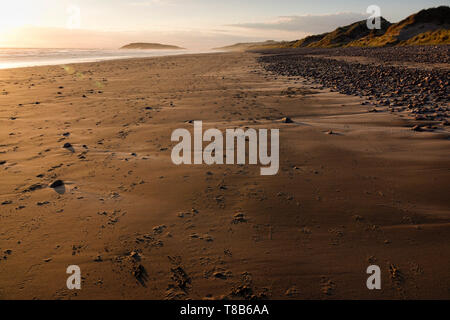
0,52 -> 449,299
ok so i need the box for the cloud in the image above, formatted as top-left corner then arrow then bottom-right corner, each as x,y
228,12 -> 368,34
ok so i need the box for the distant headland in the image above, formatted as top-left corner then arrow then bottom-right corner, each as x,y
120,43 -> 186,50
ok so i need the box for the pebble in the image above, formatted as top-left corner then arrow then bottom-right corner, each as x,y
259,46 -> 449,126
50,180 -> 64,188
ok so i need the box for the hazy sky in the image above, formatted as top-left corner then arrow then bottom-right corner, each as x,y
0,0 -> 448,49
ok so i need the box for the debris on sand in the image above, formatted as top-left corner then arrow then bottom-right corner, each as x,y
166,266 -> 191,300
171,266 -> 191,290
232,212 -> 247,224
0,160 -> 6,165
229,272 -> 268,300
63,143 -> 72,149
212,270 -> 232,280
281,117 -> 294,123
320,277 -> 336,295
285,286 -> 300,297
129,251 -> 141,261
165,256 -> 191,300
23,183 -> 44,193
132,264 -> 148,285
153,225 -> 167,235
202,234 -> 214,242
389,264 -> 404,285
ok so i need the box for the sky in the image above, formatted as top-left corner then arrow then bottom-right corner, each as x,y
0,0 -> 448,49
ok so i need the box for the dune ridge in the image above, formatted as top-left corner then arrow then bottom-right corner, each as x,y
217,6 -> 450,51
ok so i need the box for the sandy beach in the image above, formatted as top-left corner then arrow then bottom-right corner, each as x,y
0,51 -> 449,299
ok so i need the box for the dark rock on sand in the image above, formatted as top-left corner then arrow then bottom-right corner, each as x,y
232,212 -> 247,223
50,180 -> 64,188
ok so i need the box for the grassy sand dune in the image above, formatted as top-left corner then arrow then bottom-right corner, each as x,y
219,6 -> 450,51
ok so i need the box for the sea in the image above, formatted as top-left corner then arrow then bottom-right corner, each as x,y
0,48 -> 204,69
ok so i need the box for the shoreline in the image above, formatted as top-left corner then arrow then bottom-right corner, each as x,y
0,49 -> 215,71
0,51 -> 449,299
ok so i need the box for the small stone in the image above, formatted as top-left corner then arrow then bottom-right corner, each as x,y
285,286 -> 300,297
232,212 -> 247,223
153,225 -> 167,234
213,272 -> 227,279
50,180 -> 64,188
130,251 -> 141,260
